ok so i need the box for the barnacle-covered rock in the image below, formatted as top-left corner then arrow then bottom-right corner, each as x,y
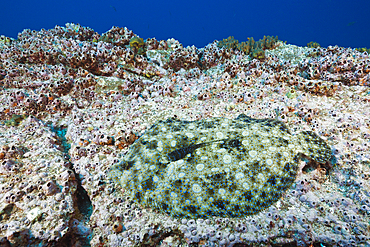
108,114 -> 332,219
2,22 -> 370,246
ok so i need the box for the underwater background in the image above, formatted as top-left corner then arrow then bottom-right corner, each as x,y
1,0 -> 369,48
2,0 -> 370,246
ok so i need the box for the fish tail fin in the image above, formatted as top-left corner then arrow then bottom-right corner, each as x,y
296,131 -> 332,163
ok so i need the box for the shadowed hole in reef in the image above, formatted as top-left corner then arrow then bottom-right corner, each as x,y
48,123 -> 93,246
0,204 -> 15,221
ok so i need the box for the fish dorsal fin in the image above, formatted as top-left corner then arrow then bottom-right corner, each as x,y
296,131 -> 332,163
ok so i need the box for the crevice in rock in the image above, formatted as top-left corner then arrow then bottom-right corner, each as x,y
48,123 -> 93,246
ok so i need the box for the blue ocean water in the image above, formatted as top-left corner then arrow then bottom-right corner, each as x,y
1,0 -> 369,48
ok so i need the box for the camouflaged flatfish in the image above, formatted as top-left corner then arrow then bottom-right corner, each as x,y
108,114 -> 332,219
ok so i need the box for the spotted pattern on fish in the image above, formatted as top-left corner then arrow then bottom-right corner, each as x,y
108,114 -> 332,219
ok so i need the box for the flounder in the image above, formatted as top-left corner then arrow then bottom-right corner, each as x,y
108,114 -> 332,218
